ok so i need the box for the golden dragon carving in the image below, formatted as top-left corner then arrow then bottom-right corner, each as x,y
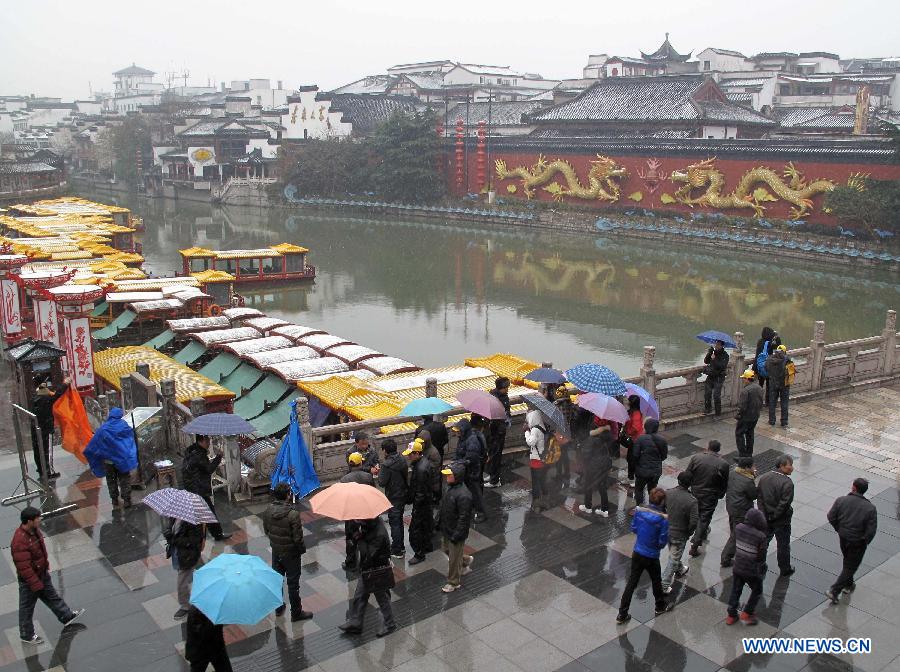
495,154 -> 628,202
669,158 -> 835,219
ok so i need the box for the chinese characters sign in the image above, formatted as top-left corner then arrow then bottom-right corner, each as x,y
64,317 -> 94,388
0,279 -> 21,336
34,300 -> 60,346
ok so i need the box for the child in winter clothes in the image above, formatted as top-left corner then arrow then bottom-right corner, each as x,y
726,507 -> 768,625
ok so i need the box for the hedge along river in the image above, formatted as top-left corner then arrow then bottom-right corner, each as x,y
81,190 -> 899,378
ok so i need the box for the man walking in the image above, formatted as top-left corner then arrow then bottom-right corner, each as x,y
725,508 -> 768,626
735,370 -> 764,456
703,340 -> 729,416
485,377 -> 511,488
338,517 -> 397,637
165,518 -> 205,620
262,483 -> 313,622
757,454 -> 795,577
455,417 -> 487,523
632,419 -> 668,509
616,488 -> 671,624
84,407 -> 139,509
439,462 -> 473,593
661,472 -> 698,593
12,507 -> 84,644
377,438 -> 409,559
404,439 -> 435,565
685,440 -> 729,558
721,457 -> 758,568
826,478 -> 878,604
767,345 -> 791,428
182,435 -> 231,541
340,452 -> 376,571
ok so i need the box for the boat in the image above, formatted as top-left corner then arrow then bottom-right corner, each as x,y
180,244 -> 315,285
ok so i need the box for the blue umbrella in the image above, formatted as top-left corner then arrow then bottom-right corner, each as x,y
696,330 -> 736,349
190,554 -> 283,624
623,383 -> 660,420
271,400 -> 321,497
182,412 -> 256,436
399,397 -> 454,417
524,367 -> 567,385
565,364 -> 626,396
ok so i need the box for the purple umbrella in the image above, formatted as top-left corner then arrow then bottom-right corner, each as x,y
624,383 -> 660,420
575,393 -> 629,424
455,389 -> 507,420
142,488 -> 219,524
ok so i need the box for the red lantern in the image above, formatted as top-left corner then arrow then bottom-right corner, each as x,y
476,120 -> 486,193
455,118 -> 465,194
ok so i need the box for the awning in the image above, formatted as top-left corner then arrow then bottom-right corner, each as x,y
250,391 -> 302,436
143,329 -> 175,351
198,352 -> 242,382
91,309 -> 137,341
173,340 -> 208,365
233,374 -> 291,419
91,300 -> 108,317
220,362 -> 266,396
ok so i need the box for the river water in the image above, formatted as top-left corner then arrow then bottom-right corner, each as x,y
78,190 -> 899,377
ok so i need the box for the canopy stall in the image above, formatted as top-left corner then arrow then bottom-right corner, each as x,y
190,327 -> 261,347
243,346 -> 319,368
143,329 -> 176,351
198,352 -> 242,382
233,374 -> 292,419
222,307 -> 265,322
266,357 -> 349,383
249,391 -> 303,436
221,336 -> 293,357
91,308 -> 137,341
269,325 -> 327,342
243,317 -> 291,334
327,344 -> 382,366
167,316 -> 231,333
172,340 -> 208,365
219,362 -> 266,396
299,333 -> 354,353
358,356 -> 420,376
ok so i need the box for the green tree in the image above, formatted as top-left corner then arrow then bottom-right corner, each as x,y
825,178 -> 900,234
110,116 -> 152,186
369,109 -> 444,203
276,138 -> 373,197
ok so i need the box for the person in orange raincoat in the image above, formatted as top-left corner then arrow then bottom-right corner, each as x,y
51,385 -> 93,465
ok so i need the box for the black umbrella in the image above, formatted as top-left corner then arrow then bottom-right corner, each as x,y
522,393 -> 571,438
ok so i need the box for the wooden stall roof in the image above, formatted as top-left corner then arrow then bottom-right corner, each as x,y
464,353 -> 541,386
93,346 -> 234,403
266,357 -> 349,382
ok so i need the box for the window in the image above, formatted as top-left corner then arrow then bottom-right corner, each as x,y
703,61 -> 711,71
611,68 -> 619,76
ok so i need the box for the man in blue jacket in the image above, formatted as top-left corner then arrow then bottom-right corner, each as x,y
617,487 -> 672,624
84,407 -> 138,508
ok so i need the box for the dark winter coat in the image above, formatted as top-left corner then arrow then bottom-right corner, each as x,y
756,470 -> 794,528
455,419 -> 486,480
737,381 -> 764,422
631,504 -> 669,559
704,348 -> 730,382
262,500 -> 306,558
734,508 -> 768,578
766,349 -> 788,389
409,457 -> 435,505
684,451 -> 729,500
31,384 -> 67,430
185,607 -> 227,664
11,526 -> 49,591
345,447 -> 380,472
440,477 -> 473,544
424,445 -> 442,495
340,467 -> 376,486
182,442 -> 222,498
377,453 -> 409,506
417,420 -> 449,457
665,485 -> 699,538
170,520 -> 204,570
828,492 -> 878,544
355,518 -> 391,572
84,407 -> 139,478
725,467 -> 758,522
585,426 -> 616,472
753,327 -> 777,377
633,419 -> 668,479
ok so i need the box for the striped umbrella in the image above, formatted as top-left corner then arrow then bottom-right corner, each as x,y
142,488 -> 218,524
565,364 -> 627,396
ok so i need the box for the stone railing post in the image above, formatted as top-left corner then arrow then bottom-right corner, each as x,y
425,377 -> 438,398
640,346 -> 656,395
295,395 -> 314,458
727,331 -> 745,409
882,310 -> 897,375
159,379 -> 177,452
189,397 -> 206,418
809,320 -> 826,391
135,363 -> 150,379
119,375 -> 134,411
97,394 -> 109,419
107,389 -> 120,409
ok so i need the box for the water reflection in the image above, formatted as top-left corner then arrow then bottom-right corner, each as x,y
87,191 -> 898,376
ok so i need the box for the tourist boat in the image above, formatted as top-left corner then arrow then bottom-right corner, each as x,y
179,244 -> 315,285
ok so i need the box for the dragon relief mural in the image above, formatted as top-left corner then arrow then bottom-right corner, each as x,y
495,154 -> 628,202
668,158 -> 836,220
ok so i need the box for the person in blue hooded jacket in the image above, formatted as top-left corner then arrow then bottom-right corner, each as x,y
617,487 -> 671,624
84,408 -> 138,508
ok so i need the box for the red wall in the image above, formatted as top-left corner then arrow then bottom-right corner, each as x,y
457,150 -> 900,224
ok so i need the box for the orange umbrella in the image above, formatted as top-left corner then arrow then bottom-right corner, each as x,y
309,482 -> 391,521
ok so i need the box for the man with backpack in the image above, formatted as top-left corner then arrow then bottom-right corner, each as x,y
753,327 -> 780,406
735,370 -> 764,457
767,345 -> 793,428
703,340 -> 729,417
525,410 -> 550,512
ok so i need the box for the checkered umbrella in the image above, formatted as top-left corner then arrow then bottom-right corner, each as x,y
565,364 -> 627,396
142,488 -> 218,524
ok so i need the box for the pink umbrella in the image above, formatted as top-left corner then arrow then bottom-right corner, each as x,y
455,389 -> 507,420
575,393 -> 629,424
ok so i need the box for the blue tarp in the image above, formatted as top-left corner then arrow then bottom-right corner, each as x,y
270,400 -> 320,497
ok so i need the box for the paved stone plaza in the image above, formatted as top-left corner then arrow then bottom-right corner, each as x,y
0,385 -> 898,672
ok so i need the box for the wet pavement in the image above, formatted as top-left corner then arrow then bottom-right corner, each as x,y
0,385 -> 898,672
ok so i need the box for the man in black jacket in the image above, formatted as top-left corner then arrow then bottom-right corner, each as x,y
685,440 -> 729,557
485,377 -> 511,488
185,605 -> 231,672
182,436 -> 230,541
404,440 -> 435,565
262,483 -> 313,622
826,478 -> 878,604
720,457 -> 758,567
735,370 -> 764,456
164,518 -> 205,619
767,345 -> 790,427
632,419 -> 668,508
455,417 -> 487,523
30,378 -> 69,479
757,454 -> 795,576
703,341 -> 729,416
662,472 -> 698,593
340,452 -> 376,571
416,416 -> 449,460
439,462 -> 473,593
339,517 -> 396,637
377,439 -> 409,559
346,432 -> 379,473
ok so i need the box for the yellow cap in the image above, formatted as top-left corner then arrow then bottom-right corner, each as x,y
402,438 -> 425,456
348,452 -> 364,466
776,344 -> 787,352
440,467 -> 453,475
740,369 -> 756,380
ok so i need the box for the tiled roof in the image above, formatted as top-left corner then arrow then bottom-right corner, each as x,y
703,48 -> 746,58
320,94 -> 422,133
0,161 -> 57,174
696,101 -> 774,126
530,128 -> 695,139
775,106 -> 855,128
178,119 -> 271,138
719,77 -> 771,88
725,92 -> 754,105
331,75 -> 398,95
641,36 -> 691,62
445,101 -> 546,126
403,74 -> 445,90
113,64 -> 155,76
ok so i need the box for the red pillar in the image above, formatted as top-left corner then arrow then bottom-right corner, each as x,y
476,120 -> 486,193
455,118 -> 465,196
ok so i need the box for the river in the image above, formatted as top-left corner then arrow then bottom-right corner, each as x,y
77,189 -> 899,377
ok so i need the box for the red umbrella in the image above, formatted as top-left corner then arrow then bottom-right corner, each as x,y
455,389 -> 507,420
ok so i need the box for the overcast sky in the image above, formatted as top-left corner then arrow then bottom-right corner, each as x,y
2,0 -> 898,100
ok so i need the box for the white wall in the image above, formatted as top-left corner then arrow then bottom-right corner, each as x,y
697,50 -> 751,73
279,91 -> 351,140
701,125 -> 737,139
246,137 -> 278,159
25,107 -> 74,127
75,100 -> 102,115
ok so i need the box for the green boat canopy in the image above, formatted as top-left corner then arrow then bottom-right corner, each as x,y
233,374 -> 292,419
173,340 -> 208,365
250,391 -> 302,437
143,329 -> 175,351
91,309 -> 137,341
220,362 -> 266,396
198,352 -> 241,382
91,300 -> 109,317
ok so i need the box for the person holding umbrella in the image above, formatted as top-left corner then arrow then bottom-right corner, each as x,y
340,452 -> 376,571
262,483 -> 313,622
338,516 -> 397,637
185,605 -> 231,672
165,516 -> 206,620
454,416 -> 488,523
703,340 -> 730,417
485,377 -> 512,489
182,435 -> 231,541
524,410 -> 550,512
578,420 -> 615,517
